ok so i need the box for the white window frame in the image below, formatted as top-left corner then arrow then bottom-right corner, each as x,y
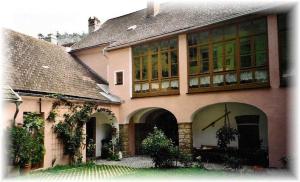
114,70 -> 124,85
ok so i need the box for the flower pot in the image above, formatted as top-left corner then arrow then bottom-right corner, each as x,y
21,163 -> 31,174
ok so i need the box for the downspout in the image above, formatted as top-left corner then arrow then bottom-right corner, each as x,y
13,101 -> 21,126
38,98 -> 42,113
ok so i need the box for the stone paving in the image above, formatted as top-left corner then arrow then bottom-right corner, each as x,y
96,156 -> 154,168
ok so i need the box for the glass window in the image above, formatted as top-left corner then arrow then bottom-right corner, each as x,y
132,38 -> 179,96
187,17 -> 268,92
213,44 -> 223,71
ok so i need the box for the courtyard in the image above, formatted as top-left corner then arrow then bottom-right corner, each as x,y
13,159 -> 291,181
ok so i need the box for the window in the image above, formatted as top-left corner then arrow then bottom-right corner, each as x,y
132,38 -> 179,97
278,13 -> 291,86
187,17 -> 269,92
115,71 -> 123,85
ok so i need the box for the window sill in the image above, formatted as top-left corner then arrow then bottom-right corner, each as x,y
187,83 -> 270,94
132,90 -> 180,98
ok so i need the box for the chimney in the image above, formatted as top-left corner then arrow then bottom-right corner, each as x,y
88,16 -> 101,33
38,33 -> 57,45
147,0 -> 160,17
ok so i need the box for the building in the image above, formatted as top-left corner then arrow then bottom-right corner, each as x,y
4,1 -> 293,169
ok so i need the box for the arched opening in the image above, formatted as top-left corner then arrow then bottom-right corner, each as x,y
192,102 -> 269,167
86,111 -> 117,159
128,108 -> 178,155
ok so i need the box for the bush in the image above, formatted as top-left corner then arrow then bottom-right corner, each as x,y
9,126 -> 32,167
178,153 -> 193,167
223,154 -> 241,169
141,127 -> 177,168
86,139 -> 96,159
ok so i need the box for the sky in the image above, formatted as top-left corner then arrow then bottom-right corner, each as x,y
0,0 -> 169,37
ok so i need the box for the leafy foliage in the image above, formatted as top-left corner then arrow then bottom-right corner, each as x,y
142,127 -> 178,168
9,112 -> 45,167
54,104 -> 94,164
86,139 -> 96,159
9,126 -> 32,167
216,126 -> 239,150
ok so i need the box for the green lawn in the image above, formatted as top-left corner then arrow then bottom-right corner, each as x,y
17,164 -> 225,180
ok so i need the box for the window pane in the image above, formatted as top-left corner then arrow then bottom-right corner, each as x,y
170,80 -> 179,89
151,54 -> 158,79
225,73 -> 237,85
212,28 -> 223,42
134,57 -> 140,80
171,51 -> 178,64
224,25 -> 236,40
225,56 -> 235,70
198,31 -> 209,44
171,64 -> 178,76
213,74 -> 224,87
255,35 -> 267,51
189,47 -> 197,62
161,52 -> 169,77
240,38 -> 251,54
225,41 -> 235,56
134,84 -> 141,92
141,83 -> 149,92
142,56 -> 148,80
200,76 -> 210,87
169,39 -> 177,49
189,77 -> 199,88
161,81 -> 169,89
151,82 -> 159,91
239,21 -> 252,37
189,61 -> 198,74
200,47 -> 209,59
201,60 -> 209,73
213,44 -> 223,71
253,18 -> 266,34
240,55 -> 252,68
188,33 -> 198,45
240,71 -> 253,83
256,52 -> 267,66
255,70 -> 268,83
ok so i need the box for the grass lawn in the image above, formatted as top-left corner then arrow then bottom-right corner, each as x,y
16,164 -> 226,180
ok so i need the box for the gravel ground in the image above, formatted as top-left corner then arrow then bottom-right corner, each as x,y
96,156 -> 154,168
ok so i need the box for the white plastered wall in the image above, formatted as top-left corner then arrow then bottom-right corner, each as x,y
192,103 -> 268,149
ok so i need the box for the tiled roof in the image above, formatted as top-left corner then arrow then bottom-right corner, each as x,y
2,85 -> 22,102
3,29 -> 115,102
71,1 -> 277,51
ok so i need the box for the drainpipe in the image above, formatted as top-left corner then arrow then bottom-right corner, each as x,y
13,101 -> 21,126
38,98 -> 42,114
102,46 -> 109,58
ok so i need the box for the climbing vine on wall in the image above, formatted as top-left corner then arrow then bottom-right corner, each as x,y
49,94 -> 116,164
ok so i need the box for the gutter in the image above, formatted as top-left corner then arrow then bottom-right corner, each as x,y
16,90 -> 121,105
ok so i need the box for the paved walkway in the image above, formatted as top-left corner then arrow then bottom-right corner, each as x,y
96,156 -> 154,168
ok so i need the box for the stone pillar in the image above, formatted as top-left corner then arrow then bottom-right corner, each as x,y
178,122 -> 193,154
119,124 -> 129,157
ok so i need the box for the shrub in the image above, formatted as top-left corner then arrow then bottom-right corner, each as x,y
216,126 -> 238,150
9,126 -> 32,167
141,127 -> 177,168
223,154 -> 241,169
178,153 -> 193,167
86,139 -> 96,159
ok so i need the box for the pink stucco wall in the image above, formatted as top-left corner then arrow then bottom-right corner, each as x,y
73,46 -> 109,81
5,96 -> 118,169
102,14 -> 289,167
